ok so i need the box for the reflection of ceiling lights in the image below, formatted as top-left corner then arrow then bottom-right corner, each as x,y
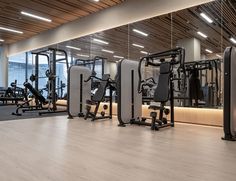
216,54 -> 222,58
66,45 -> 81,51
113,55 -> 124,59
102,49 -> 114,54
93,0 -> 99,2
197,31 -> 207,38
0,39 -> 4,42
0,26 -> 23,34
205,49 -> 213,53
21,11 -> 52,22
133,29 -> 148,36
77,54 -> 90,58
140,51 -> 148,55
200,13 -> 213,23
230,37 -> 236,44
132,43 -> 144,48
93,38 -> 109,45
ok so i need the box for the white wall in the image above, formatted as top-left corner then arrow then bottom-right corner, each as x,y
8,0 -> 213,56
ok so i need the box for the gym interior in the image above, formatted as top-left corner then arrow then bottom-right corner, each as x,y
0,0 -> 236,180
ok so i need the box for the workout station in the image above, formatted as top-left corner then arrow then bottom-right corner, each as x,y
0,0 -> 236,181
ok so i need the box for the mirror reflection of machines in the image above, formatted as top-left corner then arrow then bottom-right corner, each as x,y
182,59 -> 222,108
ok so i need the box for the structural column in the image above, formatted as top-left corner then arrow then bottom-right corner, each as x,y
0,45 -> 8,87
177,38 -> 201,62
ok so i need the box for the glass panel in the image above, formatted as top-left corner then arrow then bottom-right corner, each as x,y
8,53 -> 26,87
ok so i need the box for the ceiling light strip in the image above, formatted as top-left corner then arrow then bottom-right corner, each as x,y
133,29 -> 148,36
132,43 -> 144,48
66,45 -> 81,51
21,11 -> 52,22
0,27 -> 23,34
102,49 -> 114,54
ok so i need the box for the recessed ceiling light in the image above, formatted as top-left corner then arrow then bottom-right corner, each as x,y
133,29 -> 148,36
93,38 -> 109,45
102,49 -> 114,54
77,54 -> 90,58
0,39 -> 4,42
21,11 -> 52,22
140,51 -> 149,55
216,54 -> 222,58
205,49 -> 213,53
113,55 -> 124,59
132,43 -> 144,48
230,37 -> 236,44
197,31 -> 207,38
200,13 -> 213,23
66,45 -> 81,51
0,27 -> 23,34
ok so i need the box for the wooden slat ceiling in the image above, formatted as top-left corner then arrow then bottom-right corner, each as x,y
0,0 -> 125,44
43,0 -> 236,62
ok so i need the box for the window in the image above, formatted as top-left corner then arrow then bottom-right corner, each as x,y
8,53 -> 27,87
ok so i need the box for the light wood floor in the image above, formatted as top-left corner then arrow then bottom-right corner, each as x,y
0,116 -> 236,181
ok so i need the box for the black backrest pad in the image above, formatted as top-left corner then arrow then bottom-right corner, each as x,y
24,82 -> 47,103
154,62 -> 171,102
92,74 -> 110,102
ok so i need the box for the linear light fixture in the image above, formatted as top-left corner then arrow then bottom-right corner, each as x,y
230,37 -> 236,44
102,49 -> 114,54
113,55 -> 124,59
140,51 -> 149,55
0,39 -> 4,42
66,45 -> 81,51
200,13 -> 213,23
132,43 -> 144,48
205,49 -> 213,53
21,11 -> 52,22
0,27 -> 23,34
77,54 -> 90,58
133,29 -> 148,36
93,38 -> 109,45
197,31 -> 207,38
216,54 -> 222,58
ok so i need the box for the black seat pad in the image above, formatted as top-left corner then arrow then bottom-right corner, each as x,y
92,74 -> 110,102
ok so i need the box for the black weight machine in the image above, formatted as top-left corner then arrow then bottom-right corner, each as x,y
0,80 -> 27,106
84,74 -> 115,121
183,59 -> 221,107
130,48 -> 185,130
38,48 -> 69,115
12,48 -> 69,116
75,56 -> 106,90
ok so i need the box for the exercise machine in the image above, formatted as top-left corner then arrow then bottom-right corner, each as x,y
12,48 -> 69,116
67,66 -> 91,118
222,47 -> 236,141
12,82 -> 49,116
84,74 -> 115,121
117,48 -> 185,130
183,59 -> 221,107
0,80 -> 26,106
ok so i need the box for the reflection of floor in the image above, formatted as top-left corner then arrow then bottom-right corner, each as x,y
0,116 -> 235,181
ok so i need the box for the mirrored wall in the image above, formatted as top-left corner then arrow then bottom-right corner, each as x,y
9,0 -> 236,110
